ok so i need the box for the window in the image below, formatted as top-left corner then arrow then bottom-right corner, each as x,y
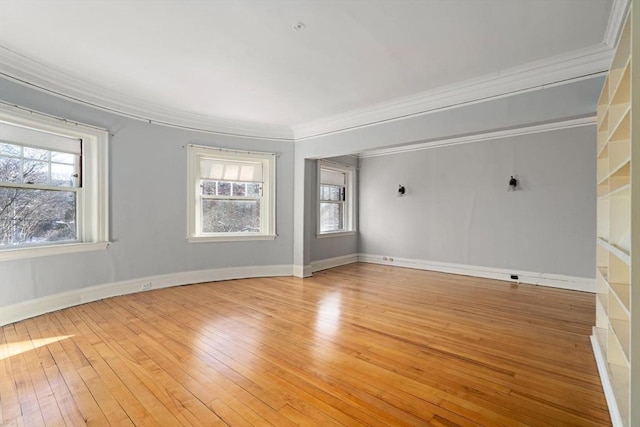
0,104 -> 109,260
187,145 -> 276,242
318,160 -> 355,236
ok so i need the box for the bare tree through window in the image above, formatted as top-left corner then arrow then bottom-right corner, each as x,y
0,142 -> 79,246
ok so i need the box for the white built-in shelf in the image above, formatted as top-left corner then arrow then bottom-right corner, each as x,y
597,238 -> 631,266
593,4 -> 635,426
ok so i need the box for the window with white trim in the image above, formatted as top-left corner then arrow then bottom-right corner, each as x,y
318,160 -> 355,235
187,145 -> 276,242
0,105 -> 109,260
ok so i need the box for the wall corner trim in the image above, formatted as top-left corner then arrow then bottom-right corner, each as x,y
357,254 -> 596,293
292,264 -> 313,278
0,264 -> 294,326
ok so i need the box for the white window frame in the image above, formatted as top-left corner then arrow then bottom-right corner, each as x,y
317,160 -> 356,238
0,104 -> 109,261
187,144 -> 276,242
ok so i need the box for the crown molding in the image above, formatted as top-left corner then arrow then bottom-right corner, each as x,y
358,116 -> 596,158
0,36 -> 617,144
291,44 -> 612,140
603,0 -> 631,48
0,47 -> 294,141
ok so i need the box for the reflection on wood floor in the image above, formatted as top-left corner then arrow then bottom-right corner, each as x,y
1,263 -> 610,426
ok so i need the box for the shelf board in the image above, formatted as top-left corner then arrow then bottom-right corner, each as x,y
597,266 -> 609,282
609,319 -> 630,363
597,139 -> 608,159
607,107 -> 630,142
608,138 -> 630,173
597,181 -> 610,198
609,60 -> 631,106
609,282 -> 630,315
596,294 -> 609,328
597,238 -> 630,265
607,323 -> 630,368
598,183 -> 630,200
599,158 -> 630,186
598,109 -> 609,132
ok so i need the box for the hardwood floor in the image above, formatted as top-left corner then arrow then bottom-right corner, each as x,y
1,263 -> 610,426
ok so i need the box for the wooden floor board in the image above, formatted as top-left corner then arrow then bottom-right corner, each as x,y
1,263 -> 611,426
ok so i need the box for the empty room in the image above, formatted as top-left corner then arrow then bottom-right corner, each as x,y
0,0 -> 638,426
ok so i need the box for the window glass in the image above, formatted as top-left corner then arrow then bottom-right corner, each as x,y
318,162 -> 355,235
188,145 -> 275,241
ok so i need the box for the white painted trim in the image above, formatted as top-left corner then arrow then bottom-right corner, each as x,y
597,238 -> 631,266
0,47 -> 294,141
310,254 -> 359,273
292,45 -> 612,140
187,235 -> 277,243
358,254 -> 595,292
0,36 -> 617,142
0,264 -> 293,326
590,334 -> 623,427
315,231 -> 356,239
358,117 -> 596,158
0,242 -> 108,261
292,264 -> 312,278
604,0 -> 631,48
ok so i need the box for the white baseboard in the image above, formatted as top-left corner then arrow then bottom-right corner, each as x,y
311,253 -> 359,273
357,254 -> 595,292
292,264 -> 312,278
0,255 -> 595,326
590,333 -> 622,427
0,264 -> 293,326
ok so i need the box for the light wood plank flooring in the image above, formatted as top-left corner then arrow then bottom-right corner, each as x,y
1,263 -> 610,426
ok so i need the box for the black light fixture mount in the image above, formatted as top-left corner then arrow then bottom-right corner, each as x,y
509,176 -> 518,190
398,185 -> 406,196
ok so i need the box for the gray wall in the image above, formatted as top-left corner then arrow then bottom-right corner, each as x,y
0,78 -> 294,307
1,74 -> 602,307
293,76 -> 603,273
359,126 -> 596,277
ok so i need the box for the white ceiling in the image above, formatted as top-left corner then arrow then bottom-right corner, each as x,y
0,0 -> 617,139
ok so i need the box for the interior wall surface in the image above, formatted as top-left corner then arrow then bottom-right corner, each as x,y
358,125 -> 596,278
292,76 -> 603,275
0,78 -> 295,308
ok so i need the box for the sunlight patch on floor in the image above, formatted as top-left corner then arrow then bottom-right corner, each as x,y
0,335 -> 73,360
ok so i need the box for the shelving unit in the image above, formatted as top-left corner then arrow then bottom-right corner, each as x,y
592,3 -> 638,426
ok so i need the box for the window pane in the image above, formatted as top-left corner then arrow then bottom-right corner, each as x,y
218,181 -> 231,196
0,187 -> 77,245
50,151 -> 76,164
23,160 -> 49,184
202,180 -> 217,195
23,146 -> 49,160
233,183 -> 245,197
0,142 -> 20,157
320,184 -> 343,201
51,163 -> 77,187
202,199 -> 260,233
0,157 -> 21,183
320,202 -> 344,232
246,183 -> 260,197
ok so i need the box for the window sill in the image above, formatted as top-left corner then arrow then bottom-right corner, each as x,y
0,241 -> 110,261
188,234 -> 277,243
316,231 -> 357,239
